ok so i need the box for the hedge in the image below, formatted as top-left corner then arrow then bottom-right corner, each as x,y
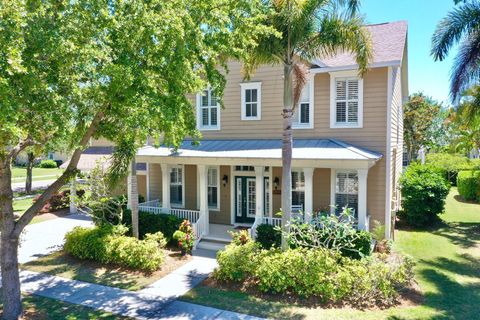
38,159 -> 58,168
64,225 -> 166,272
425,153 -> 475,186
457,170 -> 480,202
400,163 -> 450,227
256,224 -> 281,249
122,209 -> 182,244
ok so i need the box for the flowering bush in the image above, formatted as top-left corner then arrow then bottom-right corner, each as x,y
173,220 -> 195,255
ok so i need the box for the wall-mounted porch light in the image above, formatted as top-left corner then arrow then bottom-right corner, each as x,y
222,174 -> 229,187
274,176 -> 280,190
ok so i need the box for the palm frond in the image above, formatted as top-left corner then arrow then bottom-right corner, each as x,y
107,137 -> 138,188
450,28 -> 480,100
298,14 -> 372,76
292,62 -> 309,110
432,1 -> 480,61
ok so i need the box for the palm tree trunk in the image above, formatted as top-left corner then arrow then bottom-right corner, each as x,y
281,63 -> 294,250
0,159 -> 23,319
130,160 -> 139,239
25,152 -> 34,194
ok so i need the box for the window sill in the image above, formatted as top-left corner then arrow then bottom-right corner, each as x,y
331,123 -> 362,129
199,126 -> 220,131
292,124 -> 313,130
241,117 -> 261,121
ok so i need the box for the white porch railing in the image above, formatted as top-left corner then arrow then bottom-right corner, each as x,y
138,199 -> 207,248
250,216 -> 284,239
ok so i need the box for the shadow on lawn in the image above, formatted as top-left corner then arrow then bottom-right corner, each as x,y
432,222 -> 480,249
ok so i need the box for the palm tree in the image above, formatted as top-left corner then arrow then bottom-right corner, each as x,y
432,0 -> 480,101
243,0 -> 372,249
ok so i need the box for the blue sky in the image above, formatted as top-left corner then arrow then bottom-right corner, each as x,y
360,0 -> 458,106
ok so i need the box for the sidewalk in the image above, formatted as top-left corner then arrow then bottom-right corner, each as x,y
12,179 -> 57,192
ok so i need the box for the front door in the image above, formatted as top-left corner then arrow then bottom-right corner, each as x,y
235,176 -> 256,223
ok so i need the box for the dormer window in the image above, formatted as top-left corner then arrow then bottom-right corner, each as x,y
240,82 -> 262,120
293,76 -> 314,129
197,88 -> 219,130
329,71 -> 363,128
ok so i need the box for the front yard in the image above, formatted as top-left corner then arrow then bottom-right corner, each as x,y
12,167 -> 63,183
180,188 -> 480,319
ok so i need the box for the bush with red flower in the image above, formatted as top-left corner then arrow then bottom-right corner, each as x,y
173,220 -> 195,255
33,189 -> 85,213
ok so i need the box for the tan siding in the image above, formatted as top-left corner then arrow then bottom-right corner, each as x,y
211,165 -> 232,224
184,165 -> 197,210
137,175 -> 147,199
313,168 -> 330,212
149,163 -> 162,201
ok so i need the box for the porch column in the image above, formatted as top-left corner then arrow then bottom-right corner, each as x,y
69,175 -> 77,214
254,166 -> 264,219
357,169 -> 368,230
146,163 -> 150,201
198,165 -> 209,235
303,168 -> 314,222
127,170 -> 132,209
161,164 -> 170,210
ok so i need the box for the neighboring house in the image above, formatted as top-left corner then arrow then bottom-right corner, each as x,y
15,150 -> 69,166
83,21 -> 408,248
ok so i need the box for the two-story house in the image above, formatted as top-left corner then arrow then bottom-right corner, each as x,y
82,21 -> 408,249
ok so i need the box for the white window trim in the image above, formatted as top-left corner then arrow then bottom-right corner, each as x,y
291,169 -> 305,207
196,88 -> 220,131
170,165 -> 185,208
331,169 -> 359,213
293,74 -> 315,129
240,82 -> 262,121
329,70 -> 363,129
207,166 -> 220,211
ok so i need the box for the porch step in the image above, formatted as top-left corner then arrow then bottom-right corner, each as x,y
196,238 -> 230,251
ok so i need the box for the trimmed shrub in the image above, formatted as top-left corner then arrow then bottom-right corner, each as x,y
425,153 -> 474,185
122,209 -> 182,244
400,163 -> 450,227
457,170 -> 480,201
214,242 -> 414,306
38,159 -> 58,168
64,225 -> 166,272
256,224 -> 281,249
34,189 -> 85,212
342,230 -> 372,260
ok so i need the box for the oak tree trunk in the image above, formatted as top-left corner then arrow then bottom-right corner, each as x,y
25,152 -> 34,194
281,63 -> 294,250
130,160 -> 139,239
0,160 -> 23,319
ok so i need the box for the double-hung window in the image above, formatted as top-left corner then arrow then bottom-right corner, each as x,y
197,88 -> 219,130
170,166 -> 183,207
291,170 -> 305,210
335,171 -> 358,216
207,167 -> 219,210
240,82 -> 261,120
293,78 -> 313,128
330,72 -> 363,128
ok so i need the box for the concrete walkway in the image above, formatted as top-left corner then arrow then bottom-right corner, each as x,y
12,179 -> 57,192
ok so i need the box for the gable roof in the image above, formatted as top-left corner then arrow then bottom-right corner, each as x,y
311,20 -> 408,70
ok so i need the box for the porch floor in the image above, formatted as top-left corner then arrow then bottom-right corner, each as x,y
205,224 -> 236,242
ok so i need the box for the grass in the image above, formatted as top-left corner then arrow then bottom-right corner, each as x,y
180,188 -> 480,320
11,167 -> 63,183
0,293 -> 130,319
22,249 -> 192,291
12,197 -> 66,224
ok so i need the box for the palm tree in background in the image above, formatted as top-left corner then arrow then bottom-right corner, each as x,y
243,0 -> 372,248
432,0 -> 480,102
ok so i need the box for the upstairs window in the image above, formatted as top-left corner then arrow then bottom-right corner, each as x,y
170,166 -> 184,207
240,82 -> 262,120
293,78 -> 313,129
330,72 -> 363,128
197,88 -> 219,130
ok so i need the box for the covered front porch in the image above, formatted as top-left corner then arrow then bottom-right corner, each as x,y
132,139 -> 382,248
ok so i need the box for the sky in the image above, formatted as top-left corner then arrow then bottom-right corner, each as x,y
360,0 -> 458,106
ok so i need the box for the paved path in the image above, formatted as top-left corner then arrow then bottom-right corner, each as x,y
19,214 -> 93,264
12,179 -> 57,192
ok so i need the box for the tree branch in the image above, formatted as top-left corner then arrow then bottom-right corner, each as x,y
13,112 -> 104,236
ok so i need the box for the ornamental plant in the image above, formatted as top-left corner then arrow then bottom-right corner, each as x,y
400,163 -> 450,227
173,220 -> 195,255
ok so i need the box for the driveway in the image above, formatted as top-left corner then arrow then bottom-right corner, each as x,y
19,213 -> 93,264
12,179 -> 58,193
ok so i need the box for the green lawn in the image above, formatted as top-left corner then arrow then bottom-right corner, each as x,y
22,249 -> 192,291
13,197 -> 67,224
11,167 -> 63,183
0,293 -> 130,319
181,188 -> 480,320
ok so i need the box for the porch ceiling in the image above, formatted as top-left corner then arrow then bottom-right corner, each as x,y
136,139 -> 383,163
